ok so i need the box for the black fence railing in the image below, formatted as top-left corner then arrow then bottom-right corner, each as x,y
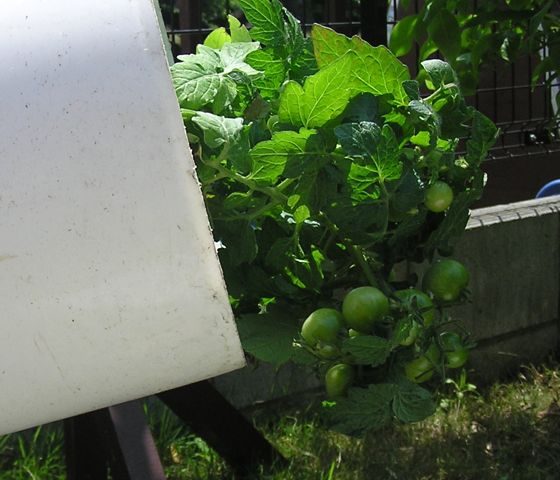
160,0 -> 560,164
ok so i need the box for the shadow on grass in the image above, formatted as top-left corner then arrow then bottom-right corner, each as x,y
351,403 -> 560,480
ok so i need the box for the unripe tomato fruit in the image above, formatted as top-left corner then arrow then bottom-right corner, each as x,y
394,288 -> 435,326
424,180 -> 454,212
399,320 -> 420,346
301,308 -> 344,347
325,363 -> 355,398
405,342 -> 440,382
440,331 -> 469,369
422,259 -> 469,302
405,356 -> 434,383
445,348 -> 469,369
439,331 -> 463,350
316,343 -> 340,359
342,286 -> 389,333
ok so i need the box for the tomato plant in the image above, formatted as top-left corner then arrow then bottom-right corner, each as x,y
172,0 -> 497,436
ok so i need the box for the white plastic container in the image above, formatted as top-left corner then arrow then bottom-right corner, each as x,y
0,0 -> 245,434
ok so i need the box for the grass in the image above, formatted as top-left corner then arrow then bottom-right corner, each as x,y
0,426 -> 65,480
0,360 -> 559,479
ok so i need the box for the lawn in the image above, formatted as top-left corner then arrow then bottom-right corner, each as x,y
1,358 -> 558,479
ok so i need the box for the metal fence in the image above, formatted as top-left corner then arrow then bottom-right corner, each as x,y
160,0 -> 560,164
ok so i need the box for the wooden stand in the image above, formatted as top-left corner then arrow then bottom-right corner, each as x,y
64,381 -> 285,479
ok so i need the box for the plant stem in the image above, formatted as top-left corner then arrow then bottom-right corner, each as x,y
424,83 -> 458,103
347,243 -> 380,288
319,213 -> 380,289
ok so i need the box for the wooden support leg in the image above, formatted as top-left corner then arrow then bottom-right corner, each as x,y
108,401 -> 167,480
64,401 -> 166,480
64,410 -> 110,479
158,380 -> 286,477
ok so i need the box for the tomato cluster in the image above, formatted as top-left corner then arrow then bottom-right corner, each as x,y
297,258 -> 472,397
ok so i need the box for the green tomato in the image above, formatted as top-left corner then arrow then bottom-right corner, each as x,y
342,286 -> 389,333
399,320 -> 420,346
439,331 -> 463,350
301,308 -> 344,347
394,288 -> 435,326
424,180 -> 454,212
325,363 -> 355,398
440,331 -> 469,369
445,348 -> 469,369
422,259 -> 469,303
405,356 -> 434,383
316,343 -> 340,360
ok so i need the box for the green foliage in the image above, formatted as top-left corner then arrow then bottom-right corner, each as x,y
390,0 -> 560,96
341,335 -> 391,367
171,0 -> 497,434
325,379 -> 435,436
0,426 -> 65,479
237,311 -> 301,366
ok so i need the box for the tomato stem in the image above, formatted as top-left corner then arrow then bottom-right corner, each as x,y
347,243 -> 380,288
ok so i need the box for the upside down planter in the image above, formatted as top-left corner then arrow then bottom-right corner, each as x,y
0,0 -> 245,434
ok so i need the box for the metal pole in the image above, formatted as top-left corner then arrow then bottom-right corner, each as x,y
361,0 -> 388,46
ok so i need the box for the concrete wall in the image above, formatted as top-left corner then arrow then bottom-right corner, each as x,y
451,195 -> 560,381
213,196 -> 560,406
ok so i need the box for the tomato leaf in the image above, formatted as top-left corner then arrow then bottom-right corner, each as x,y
191,112 -> 245,149
402,80 -> 421,101
372,125 -> 403,183
278,53 -> 355,128
238,0 -> 286,48
204,27 -> 232,49
421,59 -> 457,89
342,93 -> 381,123
388,209 -> 427,249
466,111 -> 499,165
247,50 -> 286,101
387,169 -> 424,214
249,129 -> 332,185
426,10 -> 461,60
423,188 -> 480,257
215,219 -> 258,266
342,335 -> 391,366
392,379 -> 436,423
171,43 -> 261,112
236,311 -> 299,366
310,25 -> 410,104
325,384 -> 396,436
389,14 -> 419,57
289,37 -> 318,81
335,123 -> 403,195
335,121 -> 381,157
228,15 -> 252,43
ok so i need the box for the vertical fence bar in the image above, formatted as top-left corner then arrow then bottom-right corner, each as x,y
361,0 -> 387,46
